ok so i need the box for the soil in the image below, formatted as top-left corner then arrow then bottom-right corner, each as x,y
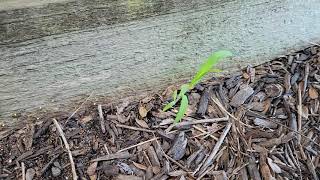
1,45 -> 320,180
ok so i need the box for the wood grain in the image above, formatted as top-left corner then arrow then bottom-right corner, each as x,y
1,0 -> 320,125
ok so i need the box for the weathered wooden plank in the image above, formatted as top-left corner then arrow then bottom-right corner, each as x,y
1,0 -> 320,125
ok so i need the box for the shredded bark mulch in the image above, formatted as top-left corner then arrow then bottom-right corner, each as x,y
1,45 -> 320,180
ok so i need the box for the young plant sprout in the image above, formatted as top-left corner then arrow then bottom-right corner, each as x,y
163,50 -> 233,123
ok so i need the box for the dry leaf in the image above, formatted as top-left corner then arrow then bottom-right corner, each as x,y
253,118 -> 277,129
297,105 -> 309,119
81,115 -> 93,124
132,161 -> 147,170
87,162 -> 98,176
152,166 -> 161,174
309,86 -> 318,99
136,119 -> 149,128
139,106 -> 148,118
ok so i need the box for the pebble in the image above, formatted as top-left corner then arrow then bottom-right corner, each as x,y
51,166 -> 61,177
53,162 -> 61,169
26,168 -> 36,180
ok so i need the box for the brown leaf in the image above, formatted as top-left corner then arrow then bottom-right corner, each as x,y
132,162 -> 147,170
139,106 -> 148,118
309,86 -> 319,99
87,162 -> 98,176
80,115 -> 93,124
135,119 -> 149,129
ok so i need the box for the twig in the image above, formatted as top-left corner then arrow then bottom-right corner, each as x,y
165,116 -> 228,133
52,119 -> 77,180
116,124 -> 156,133
41,154 -> 60,175
92,151 -> 132,162
196,122 -> 232,176
65,91 -> 94,124
211,97 -> 253,128
192,125 -> 218,141
21,162 -> 26,180
175,117 -> 229,128
246,110 -> 320,148
297,86 -> 302,143
163,152 -> 190,173
98,104 -> 106,133
118,137 -> 159,153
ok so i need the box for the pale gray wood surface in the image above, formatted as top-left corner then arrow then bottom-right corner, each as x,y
1,0 -> 320,125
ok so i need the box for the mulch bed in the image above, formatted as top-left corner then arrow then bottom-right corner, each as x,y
1,45 -> 320,180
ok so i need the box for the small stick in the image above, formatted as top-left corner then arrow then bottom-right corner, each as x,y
116,124 -> 156,133
175,117 -> 229,128
104,144 -> 110,155
118,137 -> 159,152
165,117 -> 228,132
163,152 -> 190,172
21,162 -> 26,180
297,86 -> 302,143
52,119 -> 77,180
41,154 -> 60,175
192,125 -> 218,141
211,97 -> 253,128
98,104 -> 106,133
197,122 -> 232,176
65,91 -> 94,124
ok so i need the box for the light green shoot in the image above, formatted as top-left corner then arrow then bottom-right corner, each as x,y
162,50 -> 232,123
175,95 -> 188,123
189,50 -> 232,88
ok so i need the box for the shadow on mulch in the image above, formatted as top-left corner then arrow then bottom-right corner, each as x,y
1,45 -> 320,180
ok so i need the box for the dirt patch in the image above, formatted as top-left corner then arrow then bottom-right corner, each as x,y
1,45 -> 320,179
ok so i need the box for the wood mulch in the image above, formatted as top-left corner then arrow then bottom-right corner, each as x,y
1,45 -> 320,180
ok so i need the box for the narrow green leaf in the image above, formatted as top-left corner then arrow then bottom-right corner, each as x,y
172,90 -> 178,101
175,95 -> 188,123
163,101 -> 176,112
190,50 -> 232,87
177,84 -> 189,99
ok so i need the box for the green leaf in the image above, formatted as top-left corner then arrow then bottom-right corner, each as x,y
177,84 -> 189,99
163,101 -> 176,112
175,95 -> 188,123
172,90 -> 178,101
190,50 -> 232,87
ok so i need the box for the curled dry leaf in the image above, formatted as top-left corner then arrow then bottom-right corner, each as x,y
309,86 -> 319,99
135,119 -> 149,129
139,106 -> 148,118
265,84 -> 283,98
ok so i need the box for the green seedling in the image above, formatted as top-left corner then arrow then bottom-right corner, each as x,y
163,50 -> 232,123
